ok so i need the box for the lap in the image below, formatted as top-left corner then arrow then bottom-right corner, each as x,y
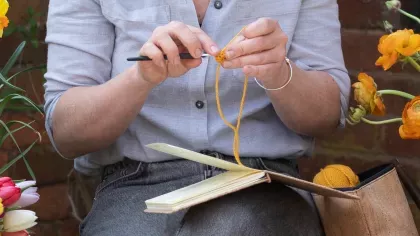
178,182 -> 324,236
80,158 -> 324,236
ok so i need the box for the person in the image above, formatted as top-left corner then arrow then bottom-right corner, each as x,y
44,0 -> 350,235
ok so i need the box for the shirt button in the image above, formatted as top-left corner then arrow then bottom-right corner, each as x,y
214,0 -> 223,9
195,100 -> 205,109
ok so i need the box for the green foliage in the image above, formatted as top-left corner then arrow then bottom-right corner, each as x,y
0,41 -> 46,180
3,7 -> 43,48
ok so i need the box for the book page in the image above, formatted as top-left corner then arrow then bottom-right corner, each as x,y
146,143 -> 256,172
145,170 -> 265,206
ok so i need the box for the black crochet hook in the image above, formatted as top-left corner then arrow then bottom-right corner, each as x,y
127,53 -> 210,61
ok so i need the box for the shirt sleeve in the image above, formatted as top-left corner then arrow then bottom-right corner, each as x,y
43,0 -> 115,156
287,0 -> 351,128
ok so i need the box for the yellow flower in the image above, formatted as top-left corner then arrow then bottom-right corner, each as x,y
0,0 -> 9,38
375,29 -> 420,70
0,198 -> 4,216
399,96 -> 420,139
352,73 -> 386,116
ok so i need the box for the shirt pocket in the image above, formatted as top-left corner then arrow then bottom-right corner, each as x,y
228,0 -> 300,23
99,0 -> 184,43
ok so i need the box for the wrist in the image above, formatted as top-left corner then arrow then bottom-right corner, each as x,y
127,65 -> 157,92
256,59 -> 291,90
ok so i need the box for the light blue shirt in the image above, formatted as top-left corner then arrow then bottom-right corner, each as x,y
44,0 -> 350,175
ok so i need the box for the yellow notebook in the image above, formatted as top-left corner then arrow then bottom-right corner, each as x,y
144,143 -> 359,214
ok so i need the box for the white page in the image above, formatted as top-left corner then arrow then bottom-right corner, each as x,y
145,171 -> 264,205
146,143 -> 255,172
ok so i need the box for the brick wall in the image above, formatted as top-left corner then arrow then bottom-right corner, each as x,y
0,0 -> 419,235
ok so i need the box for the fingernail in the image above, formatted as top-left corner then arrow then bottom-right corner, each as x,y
223,61 -> 232,68
195,48 -> 203,58
225,50 -> 234,59
211,46 -> 219,53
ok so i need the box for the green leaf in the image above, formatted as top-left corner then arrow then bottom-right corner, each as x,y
0,120 -> 39,148
0,94 -> 16,116
0,141 -> 37,176
3,22 -> 17,37
1,41 -> 26,76
10,94 -> 43,115
6,64 -> 46,81
0,72 -> 25,92
23,158 -> 36,181
27,6 -> 35,16
0,120 -> 21,152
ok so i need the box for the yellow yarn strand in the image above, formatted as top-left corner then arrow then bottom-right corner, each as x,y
214,27 -> 247,166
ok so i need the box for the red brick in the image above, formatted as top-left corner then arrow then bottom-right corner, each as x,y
10,66 -> 46,105
11,144 -> 73,185
58,218 -> 80,236
341,29 -> 383,71
337,0 -> 398,30
1,113 -> 44,151
29,183 -> 71,221
30,222 -> 58,236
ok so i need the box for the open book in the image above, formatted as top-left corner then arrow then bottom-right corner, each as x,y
144,143 -> 359,214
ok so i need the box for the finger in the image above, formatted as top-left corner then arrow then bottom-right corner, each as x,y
243,62 -> 282,78
153,32 -> 180,65
224,34 -> 281,60
243,18 -> 279,38
167,21 -> 203,59
139,42 -> 166,68
188,26 -> 220,56
223,47 -> 283,69
182,59 -> 202,69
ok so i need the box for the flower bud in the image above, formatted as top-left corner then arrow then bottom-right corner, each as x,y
3,210 -> 37,233
385,0 -> 401,11
0,186 -> 21,207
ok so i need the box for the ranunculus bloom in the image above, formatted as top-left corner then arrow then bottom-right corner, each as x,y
0,0 -> 9,38
352,73 -> 386,116
399,96 -> 420,139
10,187 -> 39,208
3,210 -> 37,233
2,231 -> 29,236
375,29 -> 420,70
0,186 -> 21,207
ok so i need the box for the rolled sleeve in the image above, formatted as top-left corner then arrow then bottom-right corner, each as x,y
287,0 -> 351,128
43,0 -> 115,156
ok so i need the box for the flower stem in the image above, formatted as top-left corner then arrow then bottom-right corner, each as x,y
378,90 -> 415,99
361,117 -> 402,125
407,56 -> 420,72
398,9 -> 420,24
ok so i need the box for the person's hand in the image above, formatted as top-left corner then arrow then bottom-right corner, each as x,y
221,18 -> 290,88
137,21 -> 219,86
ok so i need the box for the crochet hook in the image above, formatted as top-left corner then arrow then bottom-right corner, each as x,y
127,53 -> 210,61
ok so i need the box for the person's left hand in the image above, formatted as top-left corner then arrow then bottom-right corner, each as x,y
222,18 -> 289,88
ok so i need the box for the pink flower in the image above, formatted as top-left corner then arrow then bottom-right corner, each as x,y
2,230 -> 29,236
0,186 -> 21,207
0,177 -> 15,187
10,187 -> 39,208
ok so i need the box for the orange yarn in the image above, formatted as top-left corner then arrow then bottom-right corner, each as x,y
214,27 -> 247,165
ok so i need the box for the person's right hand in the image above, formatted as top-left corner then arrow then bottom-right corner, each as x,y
137,21 -> 220,86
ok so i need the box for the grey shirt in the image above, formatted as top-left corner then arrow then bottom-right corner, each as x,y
44,0 -> 350,176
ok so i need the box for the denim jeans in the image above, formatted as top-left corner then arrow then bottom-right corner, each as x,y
80,153 -> 324,236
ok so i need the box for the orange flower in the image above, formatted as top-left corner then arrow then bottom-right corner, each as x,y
375,29 -> 420,70
399,96 -> 420,139
352,73 -> 386,116
0,0 -> 9,38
